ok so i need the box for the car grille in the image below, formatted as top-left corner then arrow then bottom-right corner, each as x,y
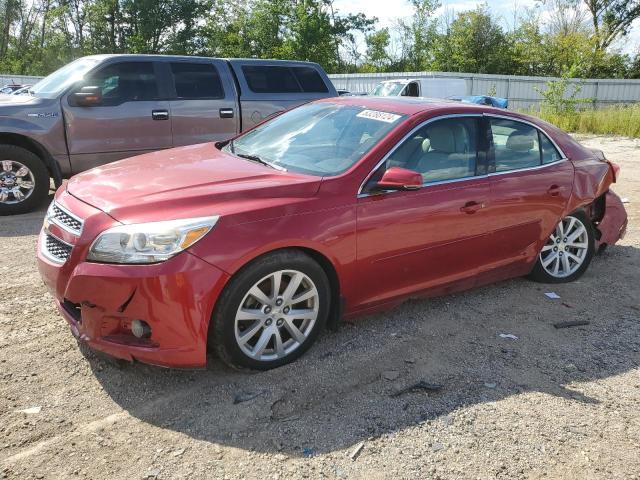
44,234 -> 73,262
50,203 -> 83,234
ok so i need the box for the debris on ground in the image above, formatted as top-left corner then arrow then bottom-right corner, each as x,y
483,382 -> 497,389
172,448 -> 186,457
16,406 -> 41,414
350,441 -> 365,461
432,442 -> 445,452
562,302 -> 574,309
553,320 -> 591,329
303,447 -> 314,458
499,333 -> 518,340
621,197 -> 630,204
391,381 -> 444,397
544,292 -> 561,299
233,390 -> 266,404
383,370 -> 400,381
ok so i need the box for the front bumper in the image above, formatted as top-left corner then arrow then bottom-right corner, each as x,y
36,191 -> 230,368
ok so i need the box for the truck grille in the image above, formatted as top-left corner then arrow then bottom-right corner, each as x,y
44,234 -> 73,262
50,203 -> 83,234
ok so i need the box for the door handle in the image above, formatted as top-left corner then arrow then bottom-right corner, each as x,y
152,109 -> 169,121
460,201 -> 485,214
219,108 -> 234,119
547,184 -> 561,196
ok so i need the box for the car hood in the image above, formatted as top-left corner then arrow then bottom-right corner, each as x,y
67,143 -> 323,223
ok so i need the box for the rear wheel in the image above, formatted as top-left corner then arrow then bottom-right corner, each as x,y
0,145 -> 50,215
529,211 -> 595,283
211,250 -> 330,370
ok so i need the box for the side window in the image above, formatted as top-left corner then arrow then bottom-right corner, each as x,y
84,62 -> 158,106
291,67 -> 328,93
387,117 -> 479,183
489,118 -> 540,172
170,62 -> 224,99
403,82 -> 419,97
539,132 -> 561,164
242,66 -> 301,93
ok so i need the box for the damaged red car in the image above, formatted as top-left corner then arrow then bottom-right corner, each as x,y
37,97 -> 627,370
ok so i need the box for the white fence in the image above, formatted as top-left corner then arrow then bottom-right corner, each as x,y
0,74 -> 43,88
4,71 -> 640,109
329,71 -> 640,110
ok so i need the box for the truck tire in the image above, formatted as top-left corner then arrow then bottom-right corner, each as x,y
0,145 -> 50,215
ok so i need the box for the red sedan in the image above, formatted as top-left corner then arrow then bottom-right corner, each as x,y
37,97 -> 627,369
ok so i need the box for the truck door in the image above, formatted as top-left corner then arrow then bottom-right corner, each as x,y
62,60 -> 172,173
165,59 -> 239,146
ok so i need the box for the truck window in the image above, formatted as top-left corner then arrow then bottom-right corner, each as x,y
291,67 -> 328,93
403,82 -> 419,97
170,62 -> 224,99
84,62 -> 158,106
242,66 -> 301,93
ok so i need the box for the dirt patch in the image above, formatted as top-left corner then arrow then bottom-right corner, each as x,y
1,135 -> 639,479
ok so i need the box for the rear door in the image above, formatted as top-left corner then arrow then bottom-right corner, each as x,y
165,59 -> 239,146
62,60 -> 172,173
355,114 -> 494,308
483,115 -> 574,268
229,60 -> 336,130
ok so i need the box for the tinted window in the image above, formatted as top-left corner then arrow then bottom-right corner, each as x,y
242,66 -> 301,93
540,132 -> 561,164
171,62 -> 224,99
291,67 -> 328,93
84,62 -> 158,106
387,117 -> 479,183
490,118 -> 540,172
223,103 -> 406,176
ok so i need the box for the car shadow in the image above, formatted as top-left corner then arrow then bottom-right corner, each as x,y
0,191 -> 52,237
86,243 -> 640,457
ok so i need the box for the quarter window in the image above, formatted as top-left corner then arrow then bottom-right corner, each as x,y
539,132 -> 561,164
291,67 -> 328,93
170,62 -> 224,99
489,118 -> 540,172
83,62 -> 158,106
386,117 -> 479,183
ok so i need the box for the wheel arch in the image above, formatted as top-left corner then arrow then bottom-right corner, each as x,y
0,133 -> 62,186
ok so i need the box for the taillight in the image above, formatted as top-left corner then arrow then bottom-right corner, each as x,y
608,161 -> 620,182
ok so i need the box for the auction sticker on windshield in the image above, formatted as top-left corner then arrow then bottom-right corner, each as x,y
356,110 -> 402,123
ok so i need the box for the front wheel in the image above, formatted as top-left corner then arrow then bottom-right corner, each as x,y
0,145 -> 50,215
529,211 -> 595,283
210,250 -> 331,370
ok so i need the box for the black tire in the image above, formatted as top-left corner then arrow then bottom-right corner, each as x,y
210,250 -> 331,370
0,145 -> 50,215
528,210 -> 595,283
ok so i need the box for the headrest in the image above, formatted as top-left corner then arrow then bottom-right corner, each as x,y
427,125 -> 455,153
506,131 -> 534,152
421,138 -> 431,152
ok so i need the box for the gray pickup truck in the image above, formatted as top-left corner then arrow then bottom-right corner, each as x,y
0,55 -> 337,215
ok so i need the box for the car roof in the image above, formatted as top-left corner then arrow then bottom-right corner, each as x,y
314,95 -> 495,116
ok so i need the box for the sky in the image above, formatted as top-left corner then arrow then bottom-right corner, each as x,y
333,0 -> 640,55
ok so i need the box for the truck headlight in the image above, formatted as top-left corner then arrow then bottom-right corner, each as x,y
87,216 -> 219,264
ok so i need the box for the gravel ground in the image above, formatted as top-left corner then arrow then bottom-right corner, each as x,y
0,135 -> 639,480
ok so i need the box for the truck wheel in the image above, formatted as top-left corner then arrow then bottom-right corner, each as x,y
0,145 -> 50,215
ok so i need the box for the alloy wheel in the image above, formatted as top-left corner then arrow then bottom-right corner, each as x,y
539,216 -> 589,278
234,269 -> 319,362
0,160 -> 35,204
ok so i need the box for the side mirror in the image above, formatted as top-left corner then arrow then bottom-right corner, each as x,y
375,167 -> 423,191
71,86 -> 102,107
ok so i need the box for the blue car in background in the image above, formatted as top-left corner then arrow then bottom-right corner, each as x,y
449,95 -> 508,109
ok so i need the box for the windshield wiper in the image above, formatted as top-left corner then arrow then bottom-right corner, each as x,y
236,153 -> 287,171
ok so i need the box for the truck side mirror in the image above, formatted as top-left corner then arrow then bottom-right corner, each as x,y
70,86 -> 102,107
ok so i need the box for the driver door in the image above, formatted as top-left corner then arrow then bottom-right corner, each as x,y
354,115 -> 493,308
62,60 -> 172,173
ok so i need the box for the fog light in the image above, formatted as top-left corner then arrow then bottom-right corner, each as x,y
131,319 -> 151,339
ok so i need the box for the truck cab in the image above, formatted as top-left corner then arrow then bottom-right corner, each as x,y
0,55 -> 337,215
370,78 -> 467,99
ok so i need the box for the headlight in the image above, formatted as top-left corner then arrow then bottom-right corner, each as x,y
87,216 -> 219,264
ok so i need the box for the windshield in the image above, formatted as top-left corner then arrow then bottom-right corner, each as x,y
30,57 -> 101,99
223,103 -> 407,176
370,82 -> 407,96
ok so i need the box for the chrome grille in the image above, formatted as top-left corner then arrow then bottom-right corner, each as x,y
44,234 -> 73,262
49,202 -> 83,235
